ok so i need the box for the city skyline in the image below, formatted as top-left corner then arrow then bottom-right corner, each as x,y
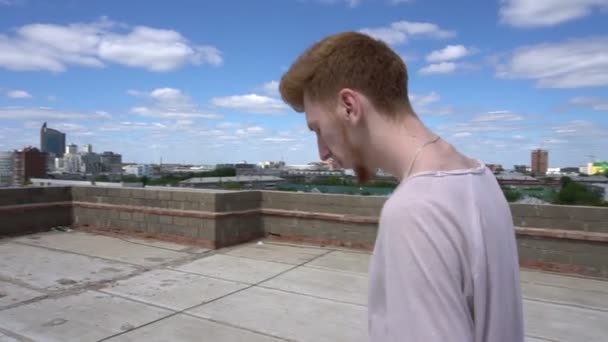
1,0 -> 607,167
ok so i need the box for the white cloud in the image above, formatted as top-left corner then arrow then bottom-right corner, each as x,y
0,0 -> 25,6
426,45 -> 471,62
0,17 -> 222,72
128,87 -> 222,119
408,91 -> 452,116
0,107 -> 111,119
447,123 -> 520,133
308,0 -> 413,7
211,94 -> 289,114
100,121 -> 166,132
453,132 -> 472,138
259,81 -> 280,97
512,135 -> 527,141
499,0 -> 608,27
149,87 -> 190,103
6,90 -> 32,98
263,137 -> 296,142
236,126 -> 266,136
570,97 -> 608,111
552,120 -> 607,137
359,20 -> 455,45
316,0 -> 361,7
432,107 -> 453,116
130,106 -> 220,119
217,122 -> 241,129
496,37 -> 608,88
419,62 -> 457,75
409,92 -> 440,107
126,89 -> 145,97
472,111 -> 524,122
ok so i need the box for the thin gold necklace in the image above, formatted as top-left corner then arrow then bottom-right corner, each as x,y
404,135 -> 441,179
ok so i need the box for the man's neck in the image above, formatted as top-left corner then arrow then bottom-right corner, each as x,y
370,114 -> 472,180
367,114 -> 431,177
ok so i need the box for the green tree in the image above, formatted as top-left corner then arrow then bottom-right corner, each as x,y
221,181 -> 242,190
554,180 -> 603,206
94,175 -> 110,182
502,187 -> 522,202
367,180 -> 398,188
121,175 -> 139,183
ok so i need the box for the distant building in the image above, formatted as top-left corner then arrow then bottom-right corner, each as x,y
560,167 -> 580,174
180,175 -> 286,190
0,152 -> 14,187
100,152 -> 122,174
496,173 -> 560,188
83,144 -> 93,153
54,157 -> 64,171
80,152 -> 102,174
531,149 -> 548,175
62,145 -> 82,174
546,167 -> 579,176
40,122 -> 66,160
514,165 -> 528,173
124,164 -> 153,177
257,161 -> 285,169
13,147 -> 47,185
590,183 -> 608,202
66,143 -> 78,155
588,161 -> 608,175
486,164 -> 503,173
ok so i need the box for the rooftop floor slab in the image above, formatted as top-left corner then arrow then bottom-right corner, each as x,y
0,231 -> 606,341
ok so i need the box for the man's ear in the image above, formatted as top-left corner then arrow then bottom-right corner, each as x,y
338,88 -> 361,126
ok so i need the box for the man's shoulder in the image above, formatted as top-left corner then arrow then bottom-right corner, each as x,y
379,189 -> 441,230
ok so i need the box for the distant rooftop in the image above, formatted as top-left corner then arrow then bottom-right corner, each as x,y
180,175 -> 285,184
1,231 -> 606,341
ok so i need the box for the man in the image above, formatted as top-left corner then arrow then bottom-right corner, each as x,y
279,32 -> 524,341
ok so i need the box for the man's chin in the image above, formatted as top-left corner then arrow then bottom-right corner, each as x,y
354,164 -> 372,185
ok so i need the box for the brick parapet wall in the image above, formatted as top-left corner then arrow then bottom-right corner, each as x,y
1,186 -> 607,277
0,187 -> 72,236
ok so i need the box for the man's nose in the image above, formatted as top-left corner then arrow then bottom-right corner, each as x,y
317,137 -> 331,161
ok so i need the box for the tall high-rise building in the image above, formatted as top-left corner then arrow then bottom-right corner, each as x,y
13,147 -> 47,185
531,149 -> 548,175
66,143 -> 78,155
100,151 -> 123,174
40,122 -> 66,158
83,144 -> 93,153
0,152 -> 14,187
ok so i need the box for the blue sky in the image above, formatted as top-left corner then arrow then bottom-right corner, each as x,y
0,0 -> 607,168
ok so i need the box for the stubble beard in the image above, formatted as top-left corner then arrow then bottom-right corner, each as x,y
341,122 -> 372,185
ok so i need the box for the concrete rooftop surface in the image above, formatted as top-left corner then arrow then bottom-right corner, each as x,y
0,231 -> 606,342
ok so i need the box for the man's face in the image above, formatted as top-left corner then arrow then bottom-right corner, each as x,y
303,95 -> 373,184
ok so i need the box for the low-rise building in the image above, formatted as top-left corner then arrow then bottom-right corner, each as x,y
589,162 -> 608,175
179,175 -> 286,190
0,152 -> 14,187
100,152 -> 122,174
124,164 -> 153,178
13,147 -> 47,185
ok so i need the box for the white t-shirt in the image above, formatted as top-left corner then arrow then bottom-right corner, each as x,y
368,162 -> 524,342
